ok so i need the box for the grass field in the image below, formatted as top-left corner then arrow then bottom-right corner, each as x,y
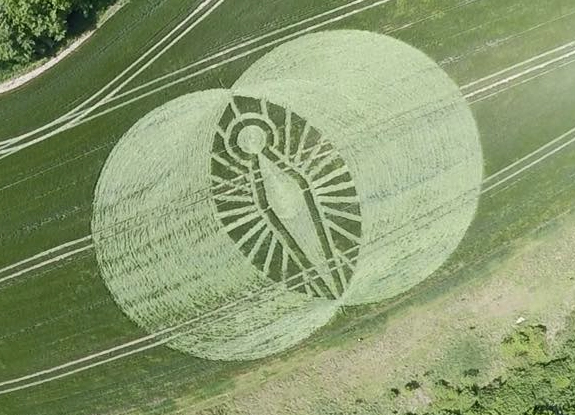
1,0 -> 575,414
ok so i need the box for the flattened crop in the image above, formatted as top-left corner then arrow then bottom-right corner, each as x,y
91,30 -> 483,361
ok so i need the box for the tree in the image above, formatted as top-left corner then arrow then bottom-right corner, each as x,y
0,0 -> 94,67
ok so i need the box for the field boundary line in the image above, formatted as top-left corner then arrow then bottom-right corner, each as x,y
0,1 -> 129,96
0,236 -> 92,276
1,119 -> 574,392
0,244 -> 94,285
0,0 -> 223,147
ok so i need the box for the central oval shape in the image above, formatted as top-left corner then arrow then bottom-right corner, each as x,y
210,95 -> 363,300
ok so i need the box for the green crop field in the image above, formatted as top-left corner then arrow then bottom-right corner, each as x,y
1,0 -> 575,414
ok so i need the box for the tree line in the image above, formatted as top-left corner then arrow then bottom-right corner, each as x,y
0,0 -> 112,69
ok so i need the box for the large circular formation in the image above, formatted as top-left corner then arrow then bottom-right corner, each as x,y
91,30 -> 483,361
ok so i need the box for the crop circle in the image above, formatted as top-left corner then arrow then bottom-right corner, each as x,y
92,30 -> 483,361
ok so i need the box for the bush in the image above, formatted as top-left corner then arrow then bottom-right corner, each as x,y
0,0 -> 108,68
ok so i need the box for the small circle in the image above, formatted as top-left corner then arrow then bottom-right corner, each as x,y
237,125 -> 267,154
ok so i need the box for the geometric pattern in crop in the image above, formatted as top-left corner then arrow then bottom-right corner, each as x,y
92,30 -> 484,361
211,96 -> 361,299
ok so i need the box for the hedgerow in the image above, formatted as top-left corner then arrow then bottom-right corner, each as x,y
0,0 -> 113,68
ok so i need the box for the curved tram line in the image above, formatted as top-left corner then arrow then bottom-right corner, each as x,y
2,31 -> 575,159
2,39 -> 575,286
0,0 -> 396,154
5,0 -> 565,159
0,0 -> 226,148
1,29 -> 574,181
2,117 -> 575,395
3,11 -> 575,399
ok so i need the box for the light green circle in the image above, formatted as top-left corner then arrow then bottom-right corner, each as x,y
237,125 -> 267,154
234,30 -> 483,305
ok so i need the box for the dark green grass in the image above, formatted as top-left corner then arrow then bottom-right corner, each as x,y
1,0 -> 575,414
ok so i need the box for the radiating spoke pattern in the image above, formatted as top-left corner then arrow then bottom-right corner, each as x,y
210,95 -> 363,299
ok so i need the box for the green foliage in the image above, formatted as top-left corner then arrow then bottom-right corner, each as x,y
501,324 -> 549,367
430,335 -> 493,388
0,0 -> 107,68
429,379 -> 478,413
196,405 -> 232,415
400,324 -> 575,415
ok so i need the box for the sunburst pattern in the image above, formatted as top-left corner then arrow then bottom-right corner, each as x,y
210,95 -> 363,300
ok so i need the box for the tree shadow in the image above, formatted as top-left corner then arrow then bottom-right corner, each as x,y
66,0 -> 118,37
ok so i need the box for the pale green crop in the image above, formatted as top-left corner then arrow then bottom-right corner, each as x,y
91,30 -> 483,361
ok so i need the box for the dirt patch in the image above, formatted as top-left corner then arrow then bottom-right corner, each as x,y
181,210 -> 575,414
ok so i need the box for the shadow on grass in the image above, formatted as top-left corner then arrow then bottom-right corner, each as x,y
67,0 -> 118,36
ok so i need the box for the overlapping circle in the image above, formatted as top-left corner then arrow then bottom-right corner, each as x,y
92,30 -> 483,361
